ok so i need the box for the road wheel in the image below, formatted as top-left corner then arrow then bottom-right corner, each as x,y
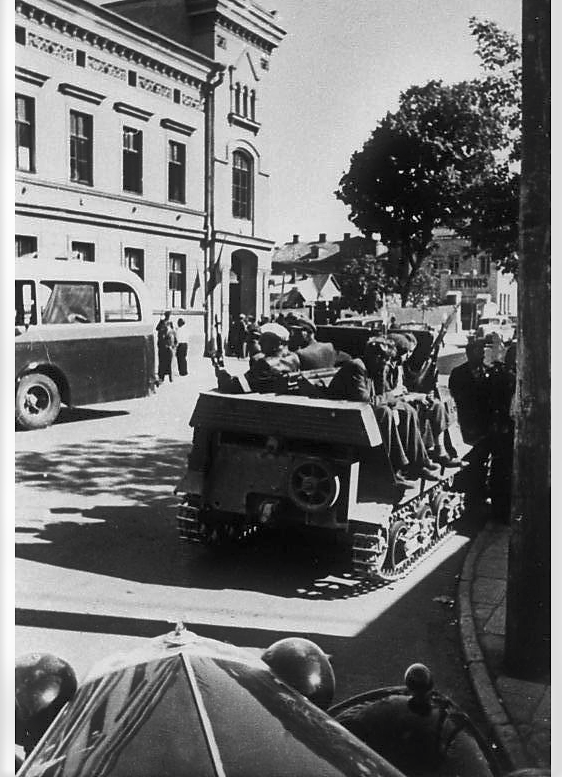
384,519 -> 409,573
16,373 -> 61,430
431,492 -> 452,538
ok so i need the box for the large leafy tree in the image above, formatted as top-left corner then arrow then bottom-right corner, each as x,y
336,18 -> 521,305
338,254 -> 389,314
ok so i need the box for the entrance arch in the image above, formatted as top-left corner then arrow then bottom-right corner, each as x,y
229,249 -> 258,320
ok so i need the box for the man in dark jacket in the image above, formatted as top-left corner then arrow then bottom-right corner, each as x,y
328,338 -> 440,486
293,317 -> 350,370
216,323 -> 300,394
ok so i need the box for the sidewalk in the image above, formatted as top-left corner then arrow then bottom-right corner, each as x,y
458,523 -> 551,773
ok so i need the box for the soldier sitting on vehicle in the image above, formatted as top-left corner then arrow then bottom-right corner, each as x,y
215,323 -> 304,395
291,317 -> 351,370
387,333 -> 462,467
327,337 -> 441,487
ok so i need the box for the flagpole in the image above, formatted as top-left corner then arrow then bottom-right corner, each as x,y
202,64 -> 225,356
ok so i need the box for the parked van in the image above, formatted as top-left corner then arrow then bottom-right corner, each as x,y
15,258 -> 156,430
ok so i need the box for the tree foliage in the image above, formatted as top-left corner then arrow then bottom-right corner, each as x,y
338,255 -> 389,314
336,18 -> 521,304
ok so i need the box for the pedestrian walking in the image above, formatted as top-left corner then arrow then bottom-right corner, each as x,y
156,310 -> 171,383
159,320 -> 177,383
176,318 -> 189,376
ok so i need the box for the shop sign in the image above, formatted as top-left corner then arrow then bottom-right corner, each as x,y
449,276 -> 489,290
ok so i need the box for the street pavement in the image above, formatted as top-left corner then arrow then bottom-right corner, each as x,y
459,521 -> 553,773
15,343 -> 552,774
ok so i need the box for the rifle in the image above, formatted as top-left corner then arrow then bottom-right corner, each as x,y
211,314 -> 224,369
412,304 -> 460,393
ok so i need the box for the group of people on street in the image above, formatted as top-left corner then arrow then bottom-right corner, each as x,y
156,311 -> 189,383
214,315 -> 466,488
227,314 -> 272,359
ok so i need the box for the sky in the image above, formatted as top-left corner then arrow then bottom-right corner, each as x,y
259,0 -> 522,245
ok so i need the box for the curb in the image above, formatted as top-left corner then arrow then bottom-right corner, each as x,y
458,523 -> 530,772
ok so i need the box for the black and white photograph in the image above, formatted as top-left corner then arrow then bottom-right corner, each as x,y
11,0 -> 551,774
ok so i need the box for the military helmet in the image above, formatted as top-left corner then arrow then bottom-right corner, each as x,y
262,637 -> 335,710
16,653 -> 78,751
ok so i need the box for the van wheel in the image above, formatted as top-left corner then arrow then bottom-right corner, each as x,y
16,374 -> 61,430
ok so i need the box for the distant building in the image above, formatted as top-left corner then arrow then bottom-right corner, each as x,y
15,0 -> 285,347
269,272 -> 341,321
430,229 -> 518,330
271,231 -> 383,276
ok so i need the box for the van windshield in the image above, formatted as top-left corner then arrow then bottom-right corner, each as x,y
39,281 -> 100,324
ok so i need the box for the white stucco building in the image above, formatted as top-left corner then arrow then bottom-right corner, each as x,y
15,0 -> 285,349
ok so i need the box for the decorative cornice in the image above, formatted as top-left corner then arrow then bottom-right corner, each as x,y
15,65 -> 50,86
160,118 -> 196,137
58,83 -> 106,104
15,0 -> 207,90
113,102 -> 153,121
215,13 -> 275,54
227,112 -> 261,135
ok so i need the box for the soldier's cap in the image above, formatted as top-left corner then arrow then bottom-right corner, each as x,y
259,322 -> 290,343
387,332 -> 411,355
364,336 -> 391,360
290,316 -> 317,334
403,332 -> 418,349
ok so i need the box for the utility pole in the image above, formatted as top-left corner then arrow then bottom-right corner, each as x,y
504,0 -> 550,678
202,64 -> 225,356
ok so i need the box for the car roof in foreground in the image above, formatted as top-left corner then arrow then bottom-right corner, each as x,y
19,629 -> 402,777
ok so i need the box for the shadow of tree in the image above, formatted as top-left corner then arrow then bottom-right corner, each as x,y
17,435 -> 478,599
16,435 -> 188,506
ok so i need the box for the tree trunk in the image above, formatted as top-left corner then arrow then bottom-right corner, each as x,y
504,0 -> 550,679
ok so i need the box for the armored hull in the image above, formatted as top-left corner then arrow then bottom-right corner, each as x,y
176,390 -> 469,581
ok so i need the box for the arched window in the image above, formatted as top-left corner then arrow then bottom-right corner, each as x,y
250,90 -> 256,121
234,82 -> 241,115
232,150 -> 253,220
242,86 -> 248,117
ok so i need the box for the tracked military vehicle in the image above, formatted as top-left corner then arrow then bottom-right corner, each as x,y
175,375 -> 468,581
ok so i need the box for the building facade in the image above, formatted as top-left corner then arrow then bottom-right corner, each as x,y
430,230 -> 518,330
15,0 -> 285,349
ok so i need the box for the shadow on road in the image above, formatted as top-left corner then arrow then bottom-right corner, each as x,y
16,435 -> 186,505
16,433 -> 384,596
15,432 -> 485,600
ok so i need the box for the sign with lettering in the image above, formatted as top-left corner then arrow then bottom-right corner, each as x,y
449,276 -> 489,290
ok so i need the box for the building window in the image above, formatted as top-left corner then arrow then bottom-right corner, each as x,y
234,83 -> 241,114
71,241 -> 95,262
250,89 -> 256,121
232,150 -> 253,220
242,86 -> 248,117
124,247 -> 144,279
70,110 -> 93,185
15,235 -> 37,257
480,254 -> 491,275
16,26 -> 26,45
15,94 -> 35,172
449,253 -> 460,274
168,140 -> 186,203
169,253 -> 186,308
122,127 -> 143,194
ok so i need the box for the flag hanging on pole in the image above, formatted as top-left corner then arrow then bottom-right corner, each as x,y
190,268 -> 201,307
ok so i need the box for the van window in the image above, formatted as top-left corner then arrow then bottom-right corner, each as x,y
103,281 -> 141,322
15,280 -> 37,328
39,281 -> 100,324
